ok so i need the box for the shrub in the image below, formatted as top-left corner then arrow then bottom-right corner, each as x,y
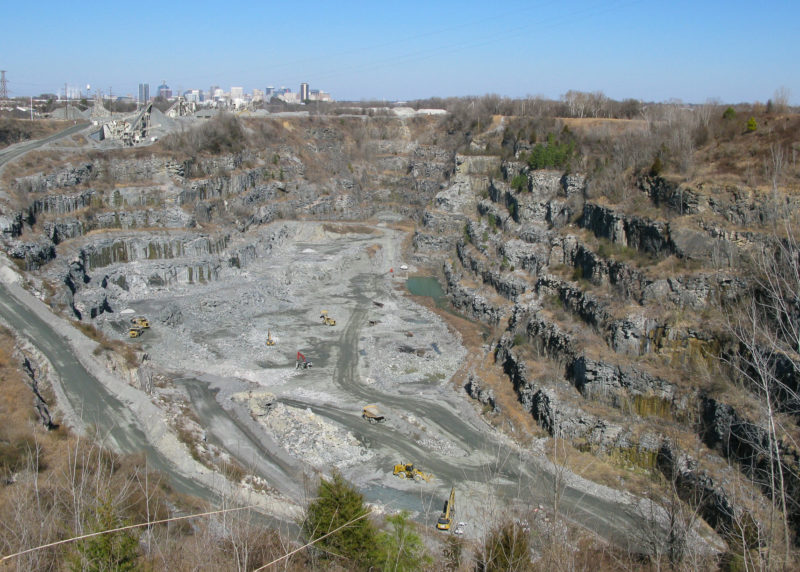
162,113 -> 245,156
510,173 -> 528,192
376,511 -> 430,571
442,535 -> 464,571
526,133 -> 575,170
722,106 -> 736,120
649,156 -> 663,177
477,521 -> 531,572
746,116 -> 757,132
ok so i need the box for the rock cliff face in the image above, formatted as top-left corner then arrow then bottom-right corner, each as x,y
581,203 -> 674,257
641,175 -> 800,227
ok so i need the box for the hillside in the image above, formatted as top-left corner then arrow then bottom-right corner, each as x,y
0,100 -> 798,570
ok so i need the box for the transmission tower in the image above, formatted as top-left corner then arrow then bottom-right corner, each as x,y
0,71 -> 8,100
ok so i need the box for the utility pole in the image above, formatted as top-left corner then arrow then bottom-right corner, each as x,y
64,82 -> 69,120
0,70 -> 8,100
30,95 -> 33,120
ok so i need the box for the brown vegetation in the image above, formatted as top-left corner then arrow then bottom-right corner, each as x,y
0,119 -> 76,150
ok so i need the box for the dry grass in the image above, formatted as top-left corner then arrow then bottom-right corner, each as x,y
76,321 -> 139,369
0,149 -> 71,193
322,223 -> 378,235
560,117 -> 648,137
0,119 -> 79,150
547,437 -> 657,494
690,112 -> 800,192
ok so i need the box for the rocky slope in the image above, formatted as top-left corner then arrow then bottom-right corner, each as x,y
414,148 -> 800,548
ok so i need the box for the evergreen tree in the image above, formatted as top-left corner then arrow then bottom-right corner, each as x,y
526,133 -> 575,171
303,471 -> 377,568
70,497 -> 139,572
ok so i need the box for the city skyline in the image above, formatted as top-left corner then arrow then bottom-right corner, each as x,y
9,80 -> 328,104
2,0 -> 798,105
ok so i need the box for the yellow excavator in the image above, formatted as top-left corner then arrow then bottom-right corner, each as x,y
320,310 -> 336,326
266,330 -> 276,346
437,487 -> 456,530
129,326 -> 143,338
392,462 -> 433,482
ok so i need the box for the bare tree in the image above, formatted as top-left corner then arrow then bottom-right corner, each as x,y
765,143 -> 785,192
772,87 -> 791,114
725,205 -> 800,568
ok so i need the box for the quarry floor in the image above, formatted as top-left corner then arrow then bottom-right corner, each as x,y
109,220 -> 516,533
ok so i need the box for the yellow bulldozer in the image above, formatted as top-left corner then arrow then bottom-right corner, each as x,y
320,310 -> 336,326
131,316 -> 150,329
129,326 -> 143,338
393,462 -> 433,482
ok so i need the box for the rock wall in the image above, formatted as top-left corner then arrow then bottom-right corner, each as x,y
443,260 -> 504,325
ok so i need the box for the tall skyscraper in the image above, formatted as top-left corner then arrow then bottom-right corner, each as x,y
138,83 -> 150,105
157,80 -> 172,99
300,82 -> 309,102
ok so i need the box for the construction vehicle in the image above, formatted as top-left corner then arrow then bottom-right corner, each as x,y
437,487 -> 456,531
266,330 -> 276,346
320,310 -> 336,326
131,316 -> 150,329
392,462 -> 433,482
129,326 -> 143,338
362,404 -> 385,423
295,351 -> 313,369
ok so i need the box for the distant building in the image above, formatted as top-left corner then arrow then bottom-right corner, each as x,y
230,86 -> 244,100
184,89 -> 201,103
278,92 -> 300,104
309,89 -> 332,102
157,81 -> 172,99
300,82 -> 309,102
138,83 -> 150,105
265,86 -> 274,98
252,88 -> 264,102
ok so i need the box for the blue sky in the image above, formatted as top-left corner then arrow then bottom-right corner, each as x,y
3,0 -> 798,104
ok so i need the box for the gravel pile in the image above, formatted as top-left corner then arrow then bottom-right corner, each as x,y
256,402 -> 373,470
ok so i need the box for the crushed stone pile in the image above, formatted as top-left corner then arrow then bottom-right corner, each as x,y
245,395 -> 372,470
